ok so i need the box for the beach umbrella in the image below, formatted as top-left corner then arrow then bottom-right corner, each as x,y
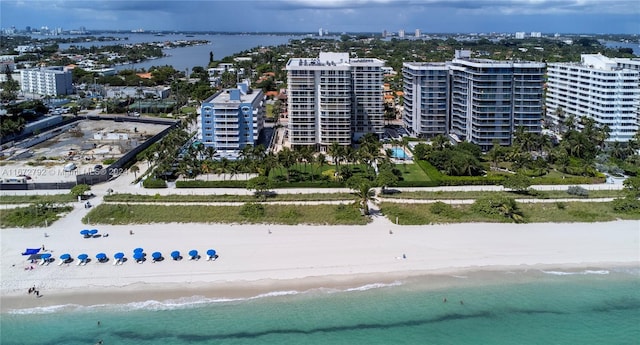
133,247 -> 144,254
133,252 -> 144,262
78,254 -> 89,261
40,253 -> 52,259
96,253 -> 107,261
80,229 -> 90,236
60,253 -> 71,260
114,252 -> 125,260
171,251 -> 180,259
188,250 -> 198,257
152,252 -> 162,260
89,229 -> 99,235
206,249 -> 216,257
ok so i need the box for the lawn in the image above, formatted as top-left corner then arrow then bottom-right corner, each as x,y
83,203 -> 369,225
381,189 -> 626,200
0,194 -> 78,204
396,162 -> 430,182
104,192 -> 357,202
380,201 -> 640,225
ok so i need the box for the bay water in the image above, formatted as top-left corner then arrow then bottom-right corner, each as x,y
2,267 -> 638,344
55,33 -> 307,72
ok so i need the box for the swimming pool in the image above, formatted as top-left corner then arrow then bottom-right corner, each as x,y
391,147 -> 408,159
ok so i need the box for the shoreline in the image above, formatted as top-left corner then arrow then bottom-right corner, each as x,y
2,220 -> 638,313
3,262 -> 638,313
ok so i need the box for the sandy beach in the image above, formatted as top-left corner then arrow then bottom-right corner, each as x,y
2,219 -> 638,312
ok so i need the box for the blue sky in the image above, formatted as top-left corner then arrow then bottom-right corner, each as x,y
2,0 -> 639,34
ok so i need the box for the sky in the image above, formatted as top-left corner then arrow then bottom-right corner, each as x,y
1,0 -> 639,34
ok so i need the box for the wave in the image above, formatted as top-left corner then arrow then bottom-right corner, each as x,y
7,281 -> 403,315
540,270 -> 610,276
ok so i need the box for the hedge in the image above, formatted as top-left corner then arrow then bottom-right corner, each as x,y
142,177 -> 167,188
176,180 -> 248,188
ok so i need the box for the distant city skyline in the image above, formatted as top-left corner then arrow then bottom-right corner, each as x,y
1,0 -> 639,34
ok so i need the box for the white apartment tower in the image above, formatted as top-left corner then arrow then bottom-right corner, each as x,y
20,66 -> 73,96
286,52 -> 384,151
515,32 -> 526,39
403,50 -> 545,150
402,62 -> 449,138
546,54 -> 639,142
415,29 -> 421,38
449,51 -> 545,150
398,30 -> 405,38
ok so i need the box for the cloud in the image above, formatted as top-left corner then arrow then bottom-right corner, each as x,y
280,0 -> 640,14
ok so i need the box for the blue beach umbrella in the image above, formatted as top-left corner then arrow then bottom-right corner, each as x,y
206,249 -> 216,257
170,251 -> 180,259
152,252 -> 162,260
133,247 -> 144,254
114,252 -> 125,260
60,253 -> 71,260
133,252 -> 144,261
80,229 -> 90,236
89,229 -> 99,235
78,254 -> 89,261
40,253 -> 52,260
188,250 -> 198,257
96,253 -> 107,261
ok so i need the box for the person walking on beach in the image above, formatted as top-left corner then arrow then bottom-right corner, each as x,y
443,297 -> 447,303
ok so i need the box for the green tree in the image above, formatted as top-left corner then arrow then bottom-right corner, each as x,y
502,173 -> 532,194
376,168 -> 398,194
70,184 -> 91,198
246,175 -> 272,201
623,176 -> 640,198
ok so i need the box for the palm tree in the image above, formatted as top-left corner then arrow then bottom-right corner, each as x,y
328,142 -> 343,169
129,165 -> 140,179
346,176 -> 375,216
315,153 -> 326,179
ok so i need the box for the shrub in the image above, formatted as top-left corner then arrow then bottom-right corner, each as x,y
239,203 -> 265,218
471,195 -> 525,223
611,197 -> 640,213
567,185 -> 589,197
555,201 -> 567,210
103,158 -> 117,165
430,201 -> 452,215
143,177 -> 167,188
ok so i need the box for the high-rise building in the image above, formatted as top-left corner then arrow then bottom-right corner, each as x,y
200,81 -> 265,159
398,30 -> 405,38
415,29 -> 421,38
449,51 -> 545,150
402,62 -> 449,138
546,54 -> 640,142
20,66 -> 73,96
515,32 -> 526,39
319,28 -> 323,37
402,50 -> 545,150
530,32 -> 542,38
286,52 -> 384,151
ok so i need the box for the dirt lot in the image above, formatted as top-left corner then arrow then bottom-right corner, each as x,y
0,120 -> 168,183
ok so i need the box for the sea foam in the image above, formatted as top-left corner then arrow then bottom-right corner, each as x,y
540,269 -> 610,276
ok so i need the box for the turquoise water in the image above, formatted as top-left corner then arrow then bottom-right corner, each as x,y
2,268 -> 639,345
391,147 -> 408,159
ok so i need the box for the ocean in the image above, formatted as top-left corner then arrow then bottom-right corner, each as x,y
2,267 -> 638,345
